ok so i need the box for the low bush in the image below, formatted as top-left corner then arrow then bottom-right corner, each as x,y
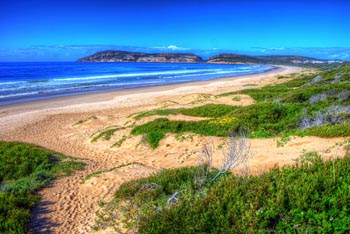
98,152 -> 350,233
0,141 -> 84,233
305,123 -> 350,137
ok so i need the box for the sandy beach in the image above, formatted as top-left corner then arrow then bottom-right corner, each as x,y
0,65 -> 347,233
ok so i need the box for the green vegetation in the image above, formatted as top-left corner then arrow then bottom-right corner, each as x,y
96,151 -> 350,233
232,96 -> 242,101
208,54 -> 343,68
305,123 -> 350,137
0,141 -> 84,233
243,83 -> 258,87
93,166 -> 221,231
91,127 -> 123,142
134,104 -> 238,120
276,135 -> 293,147
134,109 -> 182,120
73,115 -> 97,126
131,64 -> 350,148
132,118 -> 235,148
111,135 -> 129,148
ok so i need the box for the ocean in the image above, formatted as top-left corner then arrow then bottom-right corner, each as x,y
0,62 -> 274,106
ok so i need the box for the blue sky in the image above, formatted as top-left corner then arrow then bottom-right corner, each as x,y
1,0 -> 350,61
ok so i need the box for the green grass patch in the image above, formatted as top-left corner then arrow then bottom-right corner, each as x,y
132,102 -> 304,147
111,135 -> 129,148
306,123 -> 350,137
232,96 -> 242,101
131,118 -> 236,148
0,141 -> 84,233
180,104 -> 238,118
243,83 -> 258,86
130,63 -> 350,147
73,116 -> 97,126
97,151 -> 350,233
93,166 -> 222,231
134,104 -> 238,120
91,127 -> 123,142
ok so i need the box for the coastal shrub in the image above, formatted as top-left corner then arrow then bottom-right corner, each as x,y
132,102 -> 303,147
130,63 -> 350,147
305,123 -> 350,137
100,152 -> 350,233
94,152 -> 350,233
180,104 -> 237,118
134,104 -> 238,120
236,85 -> 290,102
0,141 -> 84,233
218,73 -> 314,101
228,102 -> 303,136
94,166 -> 223,231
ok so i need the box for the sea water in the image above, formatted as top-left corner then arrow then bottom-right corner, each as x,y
0,62 -> 274,106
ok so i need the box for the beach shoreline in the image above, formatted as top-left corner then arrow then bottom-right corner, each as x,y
0,65 -> 300,137
0,65 -> 290,111
0,62 -> 274,107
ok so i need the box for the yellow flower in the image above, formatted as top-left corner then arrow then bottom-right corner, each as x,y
209,117 -> 235,126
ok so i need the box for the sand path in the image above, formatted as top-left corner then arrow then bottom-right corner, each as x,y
1,66 -> 347,233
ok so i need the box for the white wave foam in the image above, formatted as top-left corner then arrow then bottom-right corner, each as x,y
0,81 -> 25,86
0,91 -> 40,99
52,69 -> 221,82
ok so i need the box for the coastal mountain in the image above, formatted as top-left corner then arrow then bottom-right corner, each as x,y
207,54 -> 329,65
77,50 -> 335,65
77,50 -> 203,63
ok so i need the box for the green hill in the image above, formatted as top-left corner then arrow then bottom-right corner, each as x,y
207,53 -> 332,65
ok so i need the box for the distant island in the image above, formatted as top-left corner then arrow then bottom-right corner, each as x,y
77,50 -> 337,65
77,50 -> 203,63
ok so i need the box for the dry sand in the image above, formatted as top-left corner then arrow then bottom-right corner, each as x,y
0,65 -> 347,233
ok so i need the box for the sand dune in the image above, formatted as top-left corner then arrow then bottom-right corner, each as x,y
1,65 -> 346,233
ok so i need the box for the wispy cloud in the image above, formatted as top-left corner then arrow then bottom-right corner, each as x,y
250,47 -> 350,60
167,45 -> 189,50
152,45 -> 190,51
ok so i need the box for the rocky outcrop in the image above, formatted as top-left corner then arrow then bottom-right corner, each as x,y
77,50 -> 203,63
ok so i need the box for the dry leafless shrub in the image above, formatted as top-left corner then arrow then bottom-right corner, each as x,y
299,105 -> 350,129
309,93 -> 327,104
198,131 -> 251,182
308,90 -> 337,104
331,73 -> 343,84
338,91 -> 350,102
303,75 -> 322,87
